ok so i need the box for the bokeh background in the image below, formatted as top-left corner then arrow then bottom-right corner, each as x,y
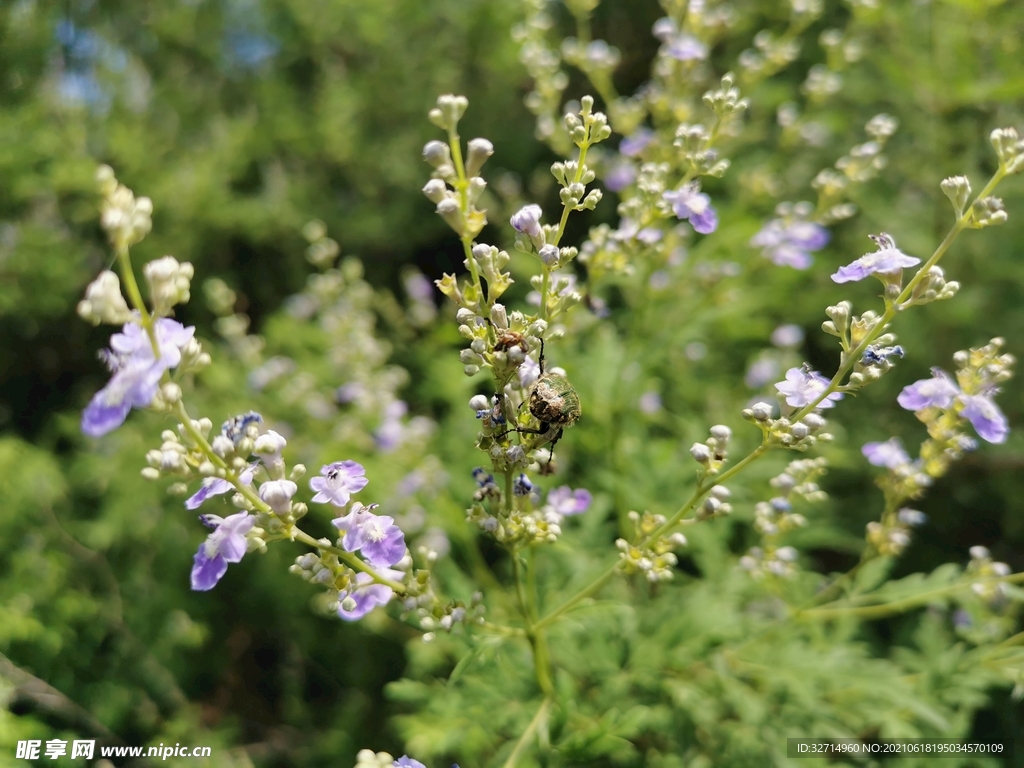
2,0 -> 1024,765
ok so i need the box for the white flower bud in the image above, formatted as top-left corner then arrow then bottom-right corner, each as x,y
710,425 -> 732,441
160,382 -> 182,404
435,197 -> 464,234
538,244 -> 560,266
465,138 -> 494,178
144,256 -> 194,315
422,140 -> 451,168
472,243 -> 491,261
422,178 -> 448,203
211,435 -> 235,458
254,430 -> 288,461
775,546 -> 798,562
690,443 -> 712,464
259,479 -> 297,514
77,271 -> 132,325
490,303 -> 508,329
969,545 -> 990,560
469,394 -> 490,411
802,414 -> 825,430
940,175 -> 971,216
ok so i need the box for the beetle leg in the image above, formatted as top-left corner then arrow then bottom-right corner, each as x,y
547,427 -> 563,462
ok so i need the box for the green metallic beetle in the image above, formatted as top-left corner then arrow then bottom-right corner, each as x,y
515,340 -> 580,457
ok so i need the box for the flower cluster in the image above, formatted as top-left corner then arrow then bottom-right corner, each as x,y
898,338 -> 1013,446
422,94 -> 490,241
616,510 -> 688,583
750,202 -> 829,269
752,115 -> 899,271
740,458 -> 827,579
81,317 -> 201,437
966,546 -> 1013,605
466,475 -> 592,546
78,170 -> 420,628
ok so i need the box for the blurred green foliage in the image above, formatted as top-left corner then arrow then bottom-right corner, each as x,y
2,0 -> 1024,766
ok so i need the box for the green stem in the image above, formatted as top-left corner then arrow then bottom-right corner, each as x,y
447,126 -> 485,302
115,246 -> 159,355
461,235 -> 485,306
479,621 -> 527,638
529,628 -> 555,696
552,142 -> 591,248
292,529 -> 406,592
505,469 -> 514,515
646,439 -> 770,545
534,561 -> 619,631
539,266 -> 551,323
501,697 -> 552,768
800,572 -> 1024,621
513,550 -> 530,627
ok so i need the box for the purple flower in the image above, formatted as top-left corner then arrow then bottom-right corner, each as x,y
111,318 -> 194,367
338,567 -> 403,621
667,33 -> 707,61
376,401 -> 409,452
751,219 -> 830,269
771,324 -> 805,348
333,505 -> 406,567
663,183 -> 717,234
959,394 -> 1009,444
862,437 -> 911,469
547,486 -> 592,516
897,369 -> 959,411
394,759 -> 426,768
185,464 -> 256,510
82,318 -> 196,437
620,129 -> 654,157
335,381 -> 365,404
638,391 -> 662,414
605,160 -> 637,192
638,227 -> 663,245
745,357 -> 780,389
81,358 -> 163,437
775,367 -> 843,409
310,460 -> 369,506
652,17 -> 707,61
510,204 -> 543,238
898,370 -> 1009,444
191,511 -> 254,591
831,233 -> 920,284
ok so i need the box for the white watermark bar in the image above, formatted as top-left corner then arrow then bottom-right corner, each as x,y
16,739 -> 212,761
787,738 -> 1011,759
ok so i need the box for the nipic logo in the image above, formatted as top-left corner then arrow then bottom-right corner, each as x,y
16,740 -> 95,760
